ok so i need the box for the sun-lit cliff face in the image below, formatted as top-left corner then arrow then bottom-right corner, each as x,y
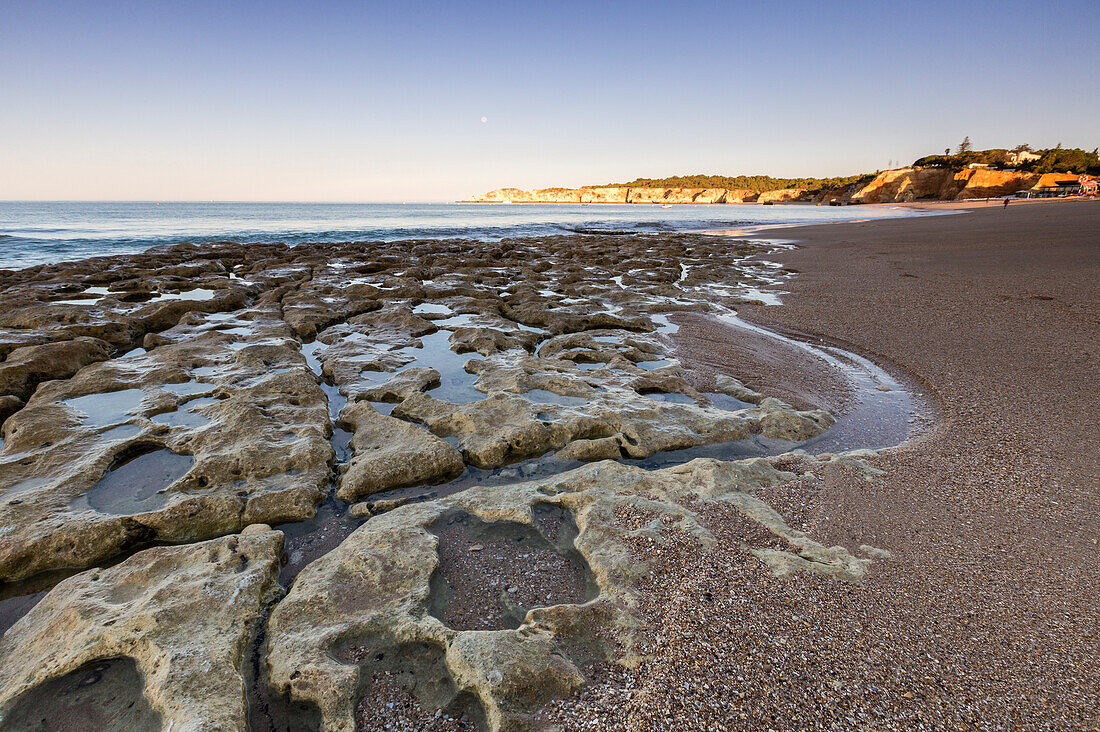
844,168 -> 1078,203
464,170 -> 1080,205
462,186 -> 800,204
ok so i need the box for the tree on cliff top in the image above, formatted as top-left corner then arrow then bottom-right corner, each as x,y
955,137 -> 973,155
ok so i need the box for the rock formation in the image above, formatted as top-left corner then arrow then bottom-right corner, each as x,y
337,401 -> 465,501
0,528 -> 284,731
463,186 -> 776,204
464,169 -> 1081,205
844,167 -> 1078,203
263,457 -> 876,732
0,229 -> 900,729
393,349 -> 832,469
0,306 -> 331,581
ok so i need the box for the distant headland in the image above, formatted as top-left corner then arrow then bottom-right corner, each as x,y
464,144 -> 1098,204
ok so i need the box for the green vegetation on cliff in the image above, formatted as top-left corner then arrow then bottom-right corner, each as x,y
913,150 -> 1012,168
606,173 -> 875,193
913,146 -> 1100,174
606,144 -> 1098,194
1022,147 -> 1100,174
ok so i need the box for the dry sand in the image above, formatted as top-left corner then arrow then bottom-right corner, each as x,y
542,198 -> 1099,730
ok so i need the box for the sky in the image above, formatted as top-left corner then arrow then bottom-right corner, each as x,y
1,0 -> 1097,202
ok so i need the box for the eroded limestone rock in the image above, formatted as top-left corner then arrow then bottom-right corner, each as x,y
354,366 -> 441,403
0,230 -> 880,731
0,308 -> 331,581
537,329 -> 665,365
450,326 -> 539,356
336,401 -> 465,502
309,306 -> 441,397
0,336 -> 112,402
0,395 -> 23,425
278,277 -> 384,341
263,457 -> 876,731
713,372 -> 764,404
0,530 -> 284,731
392,352 -> 832,469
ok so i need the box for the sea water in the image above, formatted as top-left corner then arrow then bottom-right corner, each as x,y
0,201 -> 927,270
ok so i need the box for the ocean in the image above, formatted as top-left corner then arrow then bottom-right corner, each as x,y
0,201 -> 924,270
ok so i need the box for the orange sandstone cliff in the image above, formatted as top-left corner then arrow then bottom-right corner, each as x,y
464,169 -> 1079,205
463,186 -> 791,204
845,168 -> 1076,203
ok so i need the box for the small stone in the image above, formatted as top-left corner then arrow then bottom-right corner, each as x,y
241,523 -> 273,535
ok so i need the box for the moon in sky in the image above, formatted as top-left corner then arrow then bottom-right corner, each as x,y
481,117 -> 487,123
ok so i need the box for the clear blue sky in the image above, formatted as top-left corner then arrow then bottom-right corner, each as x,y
1,0 -> 1097,201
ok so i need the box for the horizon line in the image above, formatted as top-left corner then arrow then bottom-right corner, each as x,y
0,199 -> 460,205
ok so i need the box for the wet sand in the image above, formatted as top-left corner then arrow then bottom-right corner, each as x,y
670,310 -> 853,414
544,199 -> 1099,729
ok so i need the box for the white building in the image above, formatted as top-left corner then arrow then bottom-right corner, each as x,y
1006,150 -> 1041,165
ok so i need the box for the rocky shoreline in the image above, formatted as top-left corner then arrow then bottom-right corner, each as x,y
0,230 -> 915,730
531,200 -> 1097,731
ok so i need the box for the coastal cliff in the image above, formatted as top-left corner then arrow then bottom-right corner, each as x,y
844,168 -> 1077,203
463,186 -> 800,204
464,169 -> 1080,205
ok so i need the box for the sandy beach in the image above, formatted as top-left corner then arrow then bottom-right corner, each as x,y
540,199 -> 1099,729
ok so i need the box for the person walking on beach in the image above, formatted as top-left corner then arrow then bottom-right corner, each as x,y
1003,197 -> 1010,209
